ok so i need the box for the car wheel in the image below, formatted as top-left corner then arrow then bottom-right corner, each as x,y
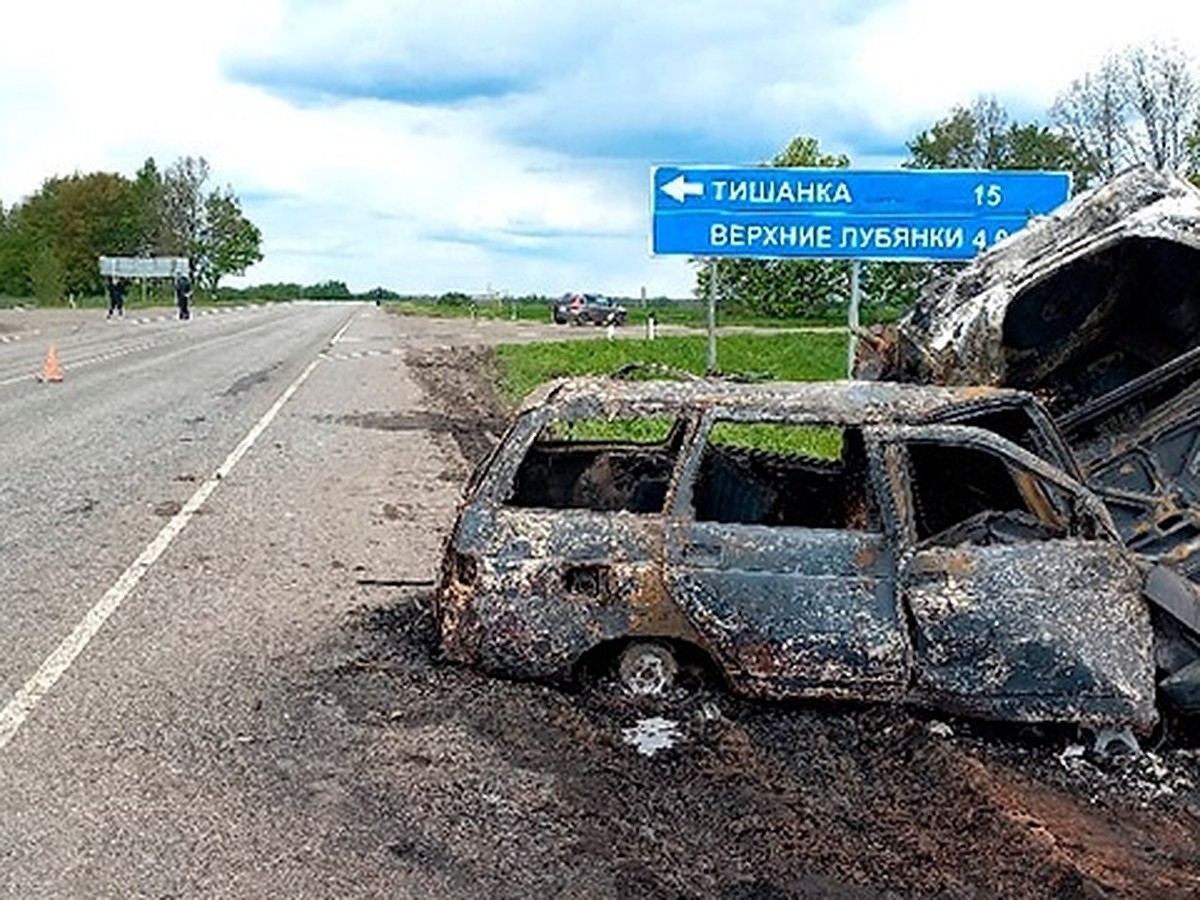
617,641 -> 678,697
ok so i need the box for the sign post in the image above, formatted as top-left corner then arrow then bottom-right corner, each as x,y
706,259 -> 718,375
848,260 -> 861,378
652,167 -> 1070,260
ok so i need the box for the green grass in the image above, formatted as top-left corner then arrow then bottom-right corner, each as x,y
392,299 -> 554,323
543,417 -> 677,443
710,422 -> 843,459
495,331 -> 849,404
387,297 -> 867,329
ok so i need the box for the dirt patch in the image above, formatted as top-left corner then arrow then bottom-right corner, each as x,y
309,595 -> 1199,899
326,337 -> 1200,899
407,344 -> 510,466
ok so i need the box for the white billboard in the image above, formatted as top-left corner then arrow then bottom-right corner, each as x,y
98,256 -> 189,278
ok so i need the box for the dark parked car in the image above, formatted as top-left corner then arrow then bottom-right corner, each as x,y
436,377 -> 1161,734
552,293 -> 627,326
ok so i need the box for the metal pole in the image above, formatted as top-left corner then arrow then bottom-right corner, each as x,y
706,258 -> 718,376
847,260 -> 861,379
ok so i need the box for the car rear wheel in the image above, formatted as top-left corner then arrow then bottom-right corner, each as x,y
617,641 -> 678,696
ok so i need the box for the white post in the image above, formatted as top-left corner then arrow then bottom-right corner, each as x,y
847,260 -> 861,379
706,258 -> 718,376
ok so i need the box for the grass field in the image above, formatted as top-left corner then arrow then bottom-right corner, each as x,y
389,297 -> 873,330
495,331 -> 849,403
496,331 -> 851,458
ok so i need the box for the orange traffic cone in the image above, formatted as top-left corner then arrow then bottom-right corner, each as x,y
37,345 -> 63,383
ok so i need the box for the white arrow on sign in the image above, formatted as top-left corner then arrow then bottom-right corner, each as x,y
660,174 -> 704,203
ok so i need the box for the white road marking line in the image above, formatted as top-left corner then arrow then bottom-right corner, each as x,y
329,317 -> 354,345
0,353 -> 328,752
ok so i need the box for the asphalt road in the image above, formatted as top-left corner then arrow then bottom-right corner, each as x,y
0,302 -> 465,896
2,304 -> 1197,899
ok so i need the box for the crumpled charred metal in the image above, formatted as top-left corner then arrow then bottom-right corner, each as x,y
875,165 -> 1200,715
885,168 -> 1200,567
436,377 -> 1158,733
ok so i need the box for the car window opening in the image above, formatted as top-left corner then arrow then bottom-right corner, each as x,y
506,417 -> 685,513
907,443 -> 1066,545
933,405 -> 1049,461
692,423 -> 877,530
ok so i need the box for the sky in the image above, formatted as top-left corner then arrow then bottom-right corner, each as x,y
3,0 -> 1200,298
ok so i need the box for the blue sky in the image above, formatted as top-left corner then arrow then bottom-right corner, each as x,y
3,0 -> 1199,297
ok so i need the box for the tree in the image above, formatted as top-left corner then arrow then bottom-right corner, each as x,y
304,280 -> 353,299
132,157 -> 165,256
28,244 -> 66,306
1126,43 -> 1197,172
0,155 -> 263,299
0,201 -> 24,297
906,98 -> 1011,169
1188,124 -> 1200,184
8,172 -> 142,296
694,136 -> 851,319
160,155 -> 210,273
908,96 -> 1091,185
1052,43 -> 1199,183
198,188 -> 263,291
156,156 -> 264,292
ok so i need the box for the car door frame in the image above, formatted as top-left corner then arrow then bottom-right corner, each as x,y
871,423 -> 1158,731
661,408 -> 911,702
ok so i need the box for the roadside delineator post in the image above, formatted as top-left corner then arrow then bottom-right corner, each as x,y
37,345 -> 63,383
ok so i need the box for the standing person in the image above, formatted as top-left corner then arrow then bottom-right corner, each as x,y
174,272 -> 191,320
106,277 -> 126,318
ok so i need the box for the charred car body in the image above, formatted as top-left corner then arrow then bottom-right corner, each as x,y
885,167 -> 1200,578
437,377 -> 1158,733
878,166 -> 1200,715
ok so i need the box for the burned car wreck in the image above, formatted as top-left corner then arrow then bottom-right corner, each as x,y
868,165 -> 1200,716
437,377 -> 1158,733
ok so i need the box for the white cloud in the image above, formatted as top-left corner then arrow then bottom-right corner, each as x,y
3,1 -> 1200,296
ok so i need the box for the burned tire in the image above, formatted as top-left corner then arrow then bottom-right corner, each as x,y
617,641 -> 678,697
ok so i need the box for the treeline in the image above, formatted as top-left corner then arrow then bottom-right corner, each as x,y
0,156 -> 262,303
215,280 -> 384,301
215,285 -> 560,304
700,42 -> 1200,321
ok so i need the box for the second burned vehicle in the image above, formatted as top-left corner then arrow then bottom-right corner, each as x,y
869,165 -> 1200,717
880,166 -> 1200,584
437,377 -> 1160,733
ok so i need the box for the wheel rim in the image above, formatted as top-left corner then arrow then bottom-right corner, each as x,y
619,642 -> 677,696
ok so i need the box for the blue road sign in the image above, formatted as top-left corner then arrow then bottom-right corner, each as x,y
651,166 -> 1071,260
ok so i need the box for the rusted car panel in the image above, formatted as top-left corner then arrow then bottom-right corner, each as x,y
903,542 -> 1153,726
436,378 -> 1159,731
665,524 -> 907,701
879,423 -> 1156,728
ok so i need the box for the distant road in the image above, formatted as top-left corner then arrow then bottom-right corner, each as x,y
0,303 -> 617,896
0,302 -> 412,895
0,303 -> 357,710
